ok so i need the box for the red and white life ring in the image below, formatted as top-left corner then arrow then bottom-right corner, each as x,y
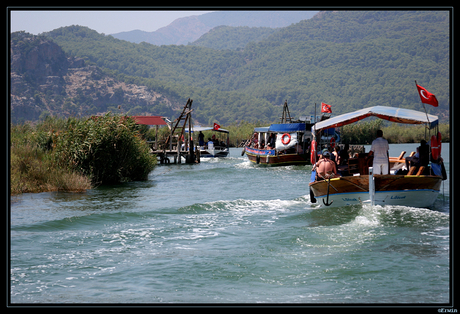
431,134 -> 440,161
310,139 -> 317,164
281,133 -> 291,145
330,137 -> 336,149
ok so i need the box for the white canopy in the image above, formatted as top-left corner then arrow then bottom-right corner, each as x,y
185,126 -> 229,134
313,106 -> 438,131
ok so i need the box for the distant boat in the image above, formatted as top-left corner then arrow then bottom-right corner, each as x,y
243,101 -> 315,166
187,126 -> 230,158
309,106 -> 446,208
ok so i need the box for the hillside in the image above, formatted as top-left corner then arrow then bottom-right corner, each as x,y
11,10 -> 450,125
10,31 -> 177,123
189,26 -> 278,50
111,11 -> 319,45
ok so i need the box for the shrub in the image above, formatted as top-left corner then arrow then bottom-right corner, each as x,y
54,114 -> 156,185
10,123 -> 91,195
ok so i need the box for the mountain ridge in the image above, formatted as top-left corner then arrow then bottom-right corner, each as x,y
111,11 -> 319,45
11,10 -> 450,125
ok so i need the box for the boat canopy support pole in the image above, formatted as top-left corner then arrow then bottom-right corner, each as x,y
369,167 -> 375,206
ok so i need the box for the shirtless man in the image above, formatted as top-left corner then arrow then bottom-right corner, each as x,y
315,149 -> 338,179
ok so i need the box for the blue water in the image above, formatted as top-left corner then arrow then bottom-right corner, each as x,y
10,144 -> 451,304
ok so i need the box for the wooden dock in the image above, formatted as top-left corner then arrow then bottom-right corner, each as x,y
149,142 -> 200,164
139,98 -> 199,165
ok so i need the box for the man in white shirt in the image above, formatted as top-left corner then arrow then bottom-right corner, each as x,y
369,129 -> 389,175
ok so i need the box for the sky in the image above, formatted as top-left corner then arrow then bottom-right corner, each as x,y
9,9 -> 215,35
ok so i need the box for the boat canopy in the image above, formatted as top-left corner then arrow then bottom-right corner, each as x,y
254,126 -> 270,133
268,123 -> 306,133
185,126 -> 229,134
313,106 -> 438,131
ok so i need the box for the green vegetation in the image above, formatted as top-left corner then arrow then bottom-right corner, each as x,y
11,115 -> 157,195
341,120 -> 450,144
39,10 -> 449,125
54,114 -> 156,184
10,119 -> 91,195
190,26 -> 277,50
145,120 -> 450,148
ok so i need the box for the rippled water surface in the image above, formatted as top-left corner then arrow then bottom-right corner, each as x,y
10,144 -> 451,304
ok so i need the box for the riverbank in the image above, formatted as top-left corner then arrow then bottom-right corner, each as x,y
10,115 -> 156,195
223,120 -> 450,146
10,122 -> 92,195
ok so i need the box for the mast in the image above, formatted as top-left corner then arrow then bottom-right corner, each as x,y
280,100 -> 292,123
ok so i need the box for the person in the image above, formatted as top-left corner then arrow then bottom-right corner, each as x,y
267,133 -> 276,149
339,143 -> 350,166
305,138 -> 311,154
405,139 -> 429,170
207,138 -> 214,150
369,129 -> 389,175
418,139 -> 430,167
198,131 -> 205,147
252,132 -> 258,148
315,149 -> 337,180
332,146 -> 339,164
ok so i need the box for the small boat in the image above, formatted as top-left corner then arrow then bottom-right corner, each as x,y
187,126 -> 230,158
309,106 -> 447,208
243,101 -> 315,166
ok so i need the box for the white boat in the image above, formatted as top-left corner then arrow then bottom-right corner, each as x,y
309,106 -> 447,208
186,126 -> 230,158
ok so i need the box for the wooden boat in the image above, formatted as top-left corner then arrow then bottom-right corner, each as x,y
243,101 -> 315,166
244,123 -> 311,166
309,106 -> 446,208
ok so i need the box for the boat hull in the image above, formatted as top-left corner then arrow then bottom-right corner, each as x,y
200,148 -> 229,158
245,146 -> 310,166
309,174 -> 442,208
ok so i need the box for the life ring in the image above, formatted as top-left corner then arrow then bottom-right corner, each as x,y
330,137 -> 336,149
431,134 -> 439,161
281,133 -> 291,145
437,132 -> 442,157
310,139 -> 317,164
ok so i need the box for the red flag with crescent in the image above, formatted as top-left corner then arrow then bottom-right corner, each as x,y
213,123 -> 221,130
416,84 -> 438,107
321,102 -> 332,113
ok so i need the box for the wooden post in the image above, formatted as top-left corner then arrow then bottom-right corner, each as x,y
177,139 -> 181,164
196,144 -> 200,163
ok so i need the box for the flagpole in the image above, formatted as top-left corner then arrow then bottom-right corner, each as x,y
415,80 -> 431,129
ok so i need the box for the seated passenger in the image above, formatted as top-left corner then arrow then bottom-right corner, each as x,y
267,133 -> 276,149
405,140 -> 429,170
207,138 -> 214,149
260,139 -> 265,149
338,143 -> 350,165
252,133 -> 258,148
315,149 -> 338,180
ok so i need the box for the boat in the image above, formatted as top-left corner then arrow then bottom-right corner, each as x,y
308,106 -> 447,208
243,101 -> 315,166
186,126 -> 230,158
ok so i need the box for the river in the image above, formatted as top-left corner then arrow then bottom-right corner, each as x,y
10,144 -> 450,304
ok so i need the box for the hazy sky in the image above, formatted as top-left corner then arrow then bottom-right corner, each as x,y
9,10 -> 215,35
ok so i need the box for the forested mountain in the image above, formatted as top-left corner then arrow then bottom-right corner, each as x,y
11,10 -> 450,125
189,26 -> 278,50
10,31 -> 177,123
111,11 -> 318,45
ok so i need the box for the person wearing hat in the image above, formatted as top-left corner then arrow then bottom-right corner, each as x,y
315,148 -> 338,180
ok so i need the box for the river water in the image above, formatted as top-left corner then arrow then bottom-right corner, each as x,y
10,144 -> 451,305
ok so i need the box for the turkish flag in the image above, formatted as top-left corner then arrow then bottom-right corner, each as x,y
416,84 -> 438,107
321,102 -> 332,113
213,123 -> 221,130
